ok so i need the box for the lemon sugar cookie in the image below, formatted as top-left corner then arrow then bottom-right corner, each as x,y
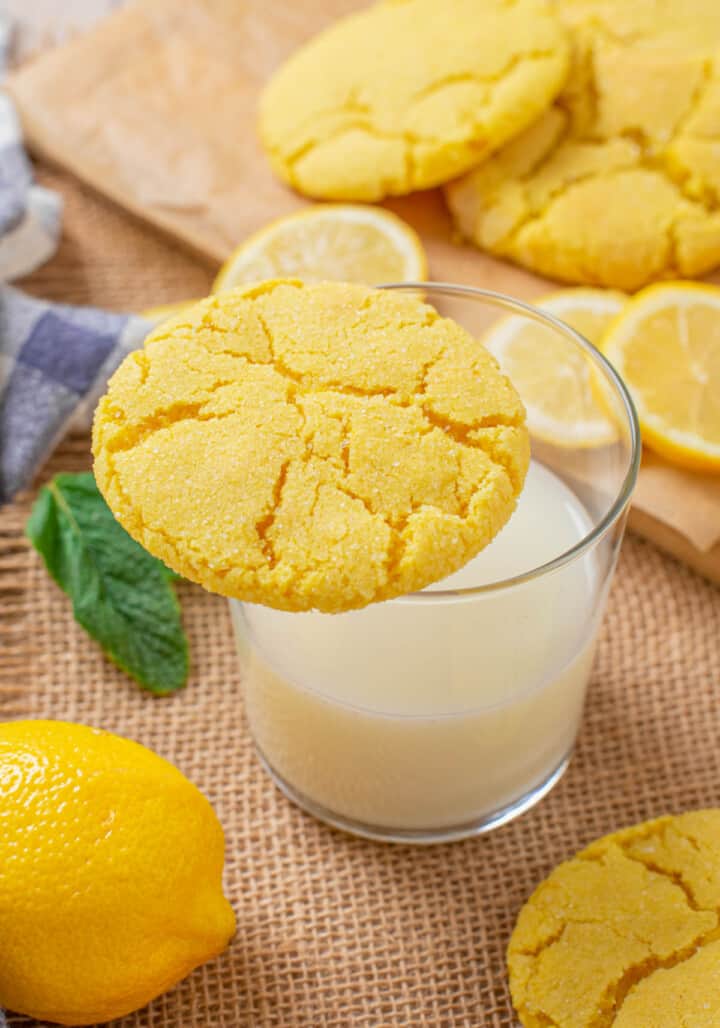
508,810 -> 720,1027
446,0 -> 720,290
93,281 -> 529,613
259,0 -> 570,201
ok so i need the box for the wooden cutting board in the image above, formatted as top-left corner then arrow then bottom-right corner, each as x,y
6,0 -> 720,583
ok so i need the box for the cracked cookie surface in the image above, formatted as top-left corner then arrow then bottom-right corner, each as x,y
508,810 -> 720,1027
258,0 -> 569,201
446,0 -> 720,290
92,281 -> 529,613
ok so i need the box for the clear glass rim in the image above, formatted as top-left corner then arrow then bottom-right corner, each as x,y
378,281 -> 641,602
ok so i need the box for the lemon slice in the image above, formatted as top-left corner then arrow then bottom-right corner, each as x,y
142,300 -> 201,323
212,205 -> 427,291
601,282 -> 720,472
481,288 -> 627,448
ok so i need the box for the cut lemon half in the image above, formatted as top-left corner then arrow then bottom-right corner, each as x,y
481,288 -> 627,448
142,299 -> 201,323
601,282 -> 720,473
212,205 -> 427,291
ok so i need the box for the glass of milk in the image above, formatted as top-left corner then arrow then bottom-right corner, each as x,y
230,284 -> 640,844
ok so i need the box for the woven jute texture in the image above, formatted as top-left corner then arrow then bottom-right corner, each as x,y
2,167 -> 720,1028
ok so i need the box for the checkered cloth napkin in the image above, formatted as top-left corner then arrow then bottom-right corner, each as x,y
0,13 -> 151,504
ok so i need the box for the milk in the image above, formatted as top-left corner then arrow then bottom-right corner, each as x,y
232,462 -> 603,837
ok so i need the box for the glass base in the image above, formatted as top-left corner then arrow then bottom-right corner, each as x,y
255,747 -> 572,845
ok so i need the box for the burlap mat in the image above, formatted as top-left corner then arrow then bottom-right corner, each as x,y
2,167 -> 720,1028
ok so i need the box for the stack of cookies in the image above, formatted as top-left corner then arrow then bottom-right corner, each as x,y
259,0 -> 720,292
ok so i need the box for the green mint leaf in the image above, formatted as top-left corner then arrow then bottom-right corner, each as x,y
160,565 -> 183,582
26,472 -> 189,694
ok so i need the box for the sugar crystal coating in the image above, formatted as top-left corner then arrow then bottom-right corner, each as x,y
259,0 -> 569,201
93,281 -> 529,612
508,810 -> 720,1027
446,0 -> 720,290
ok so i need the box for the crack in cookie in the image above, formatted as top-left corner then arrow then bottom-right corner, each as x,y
508,810 -> 720,1027
93,281 -> 529,613
259,0 -> 570,201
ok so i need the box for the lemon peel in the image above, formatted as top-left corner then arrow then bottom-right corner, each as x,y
212,205 -> 427,290
480,288 -> 626,448
601,281 -> 720,472
0,720 -> 235,1025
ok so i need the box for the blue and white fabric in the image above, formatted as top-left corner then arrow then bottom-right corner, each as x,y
0,12 -> 151,504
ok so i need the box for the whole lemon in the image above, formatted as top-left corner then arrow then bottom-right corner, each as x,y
0,720 -> 236,1025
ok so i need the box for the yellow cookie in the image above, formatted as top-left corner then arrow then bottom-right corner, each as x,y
259,0 -> 570,201
508,810 -> 720,1027
446,0 -> 720,291
93,281 -> 529,613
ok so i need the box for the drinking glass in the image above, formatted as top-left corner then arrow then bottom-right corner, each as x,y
231,284 -> 640,843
